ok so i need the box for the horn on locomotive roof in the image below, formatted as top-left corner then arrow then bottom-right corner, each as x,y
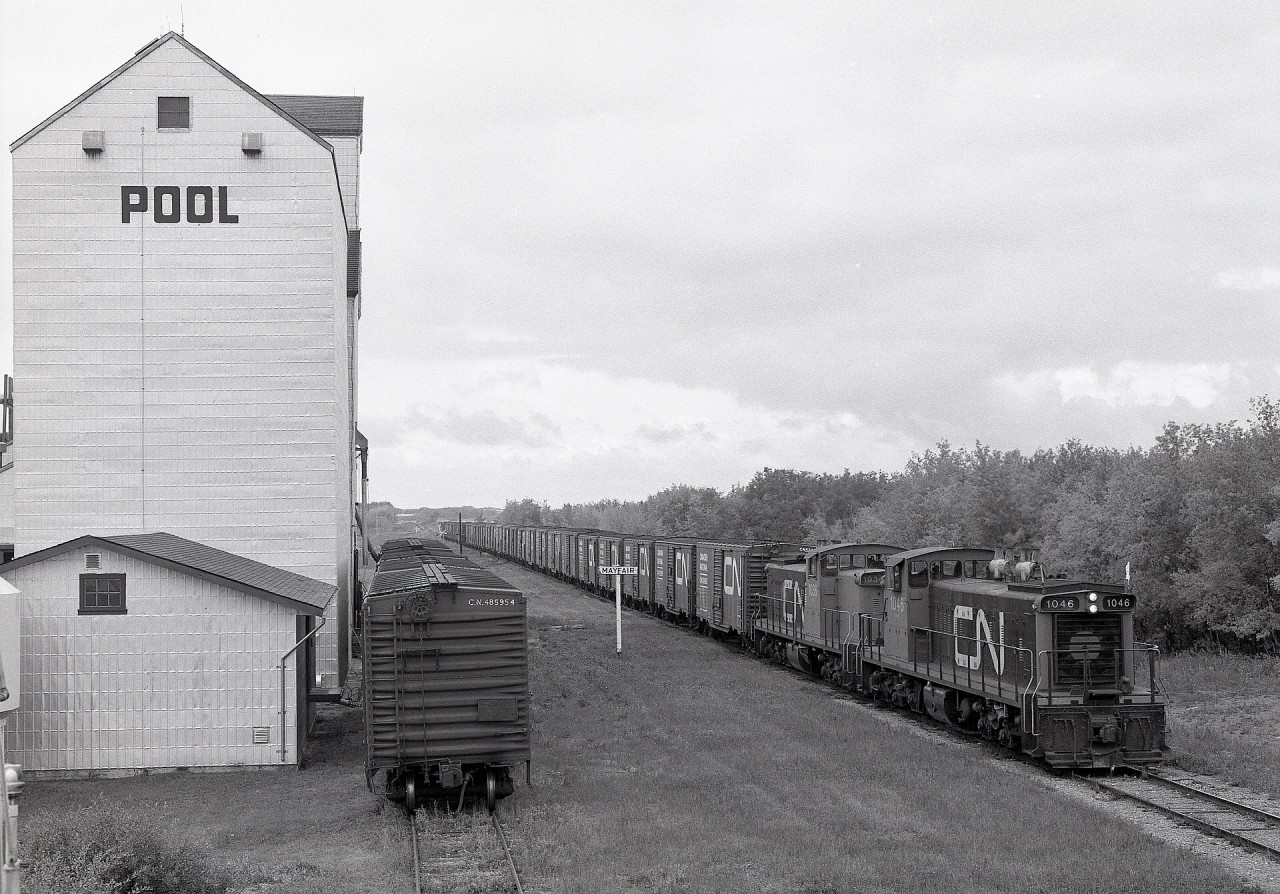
990,544 -> 1044,582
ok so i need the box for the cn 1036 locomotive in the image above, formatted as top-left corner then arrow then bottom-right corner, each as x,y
443,522 -> 1167,770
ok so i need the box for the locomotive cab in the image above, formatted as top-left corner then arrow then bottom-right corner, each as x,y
878,548 -> 996,668
803,543 -> 902,650
755,543 -> 901,675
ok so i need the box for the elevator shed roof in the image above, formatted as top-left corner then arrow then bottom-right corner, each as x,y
0,532 -> 335,613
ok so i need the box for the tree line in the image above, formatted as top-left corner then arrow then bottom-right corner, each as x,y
499,397 -> 1280,653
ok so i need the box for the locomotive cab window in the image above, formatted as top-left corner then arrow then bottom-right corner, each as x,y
821,555 -> 839,576
890,564 -> 902,591
79,573 -> 126,614
157,96 -> 190,129
963,560 -> 992,579
939,560 -> 962,578
907,561 -> 929,588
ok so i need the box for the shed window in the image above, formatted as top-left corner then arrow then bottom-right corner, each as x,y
157,96 -> 190,129
79,573 -> 126,614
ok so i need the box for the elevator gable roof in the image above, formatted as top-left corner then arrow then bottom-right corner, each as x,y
10,31 -> 334,154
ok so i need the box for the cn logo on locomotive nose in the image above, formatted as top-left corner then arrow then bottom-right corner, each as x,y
121,186 -> 239,223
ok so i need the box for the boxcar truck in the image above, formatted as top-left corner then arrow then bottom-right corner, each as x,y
1,577 -> 21,894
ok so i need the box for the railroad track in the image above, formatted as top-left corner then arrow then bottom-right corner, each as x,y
1079,770 -> 1280,861
409,803 -> 526,894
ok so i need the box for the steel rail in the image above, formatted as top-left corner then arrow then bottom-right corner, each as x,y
406,799 -> 523,894
1079,772 -> 1280,862
1145,771 -> 1280,830
491,808 -> 526,894
409,812 -> 423,894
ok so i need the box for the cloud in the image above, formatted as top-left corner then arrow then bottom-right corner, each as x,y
360,356 -> 915,504
7,7 -> 1280,507
998,362 -> 1234,410
1215,268 -> 1280,291
635,422 -> 716,445
436,409 -> 561,448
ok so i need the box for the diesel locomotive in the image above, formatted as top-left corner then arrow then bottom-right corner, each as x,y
444,522 -> 1167,770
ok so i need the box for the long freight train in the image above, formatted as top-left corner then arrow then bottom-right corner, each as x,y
443,522 -> 1166,770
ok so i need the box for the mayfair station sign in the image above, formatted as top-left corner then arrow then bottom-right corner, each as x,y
121,186 -> 238,223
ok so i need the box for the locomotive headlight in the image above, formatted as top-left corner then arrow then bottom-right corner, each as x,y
1088,593 -> 1098,603
1088,604 -> 1099,614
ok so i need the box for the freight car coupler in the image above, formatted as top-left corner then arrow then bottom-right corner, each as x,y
440,762 -> 464,788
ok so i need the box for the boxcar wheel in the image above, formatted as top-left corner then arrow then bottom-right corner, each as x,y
404,776 -> 419,813
485,768 -> 498,813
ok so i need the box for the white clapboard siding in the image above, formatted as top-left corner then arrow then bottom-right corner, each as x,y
0,545 -> 301,772
11,36 -> 355,681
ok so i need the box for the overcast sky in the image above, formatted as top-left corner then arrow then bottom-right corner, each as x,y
3,2 -> 1278,508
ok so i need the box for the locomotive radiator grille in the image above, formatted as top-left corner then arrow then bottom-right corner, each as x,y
1053,614 -> 1122,688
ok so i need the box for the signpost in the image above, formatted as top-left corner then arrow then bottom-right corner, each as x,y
598,565 -> 638,655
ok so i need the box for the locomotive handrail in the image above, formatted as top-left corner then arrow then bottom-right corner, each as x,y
1026,651 -> 1051,734
1115,645 -> 1162,701
908,625 -> 1036,704
757,593 -> 803,638
1030,643 -> 1162,711
841,615 -> 860,647
855,612 -> 886,662
820,607 -> 851,649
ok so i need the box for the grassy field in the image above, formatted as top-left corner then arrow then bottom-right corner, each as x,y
17,555 -> 1277,894
1161,652 -> 1280,797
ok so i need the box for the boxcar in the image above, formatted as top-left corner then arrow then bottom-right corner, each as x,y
601,530 -> 637,591
653,537 -> 699,621
693,540 -> 806,637
623,535 -> 655,609
364,539 -> 531,812
576,530 -> 604,591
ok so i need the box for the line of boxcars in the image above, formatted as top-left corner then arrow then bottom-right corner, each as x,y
442,522 -> 1168,771
363,537 -> 530,812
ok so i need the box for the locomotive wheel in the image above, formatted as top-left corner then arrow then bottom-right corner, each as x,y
405,776 -> 419,813
485,768 -> 498,813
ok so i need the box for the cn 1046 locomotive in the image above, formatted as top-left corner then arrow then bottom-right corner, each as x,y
443,522 -> 1166,770
364,538 -> 531,812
